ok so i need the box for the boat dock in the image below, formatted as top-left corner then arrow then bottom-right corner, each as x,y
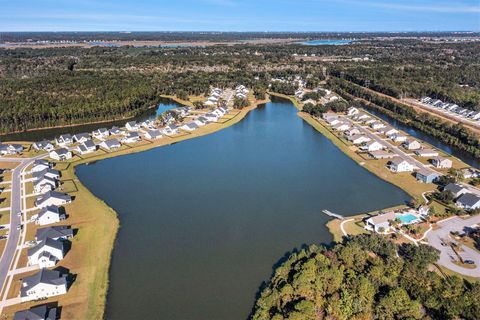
322,209 -> 344,220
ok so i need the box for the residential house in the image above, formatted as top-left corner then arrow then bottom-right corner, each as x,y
193,117 -> 208,127
345,128 -> 361,136
76,140 -> 97,155
55,134 -> 73,147
125,121 -> 140,132
415,169 -> 440,183
35,191 -> 72,208
109,126 -> 123,136
100,139 -> 121,151
0,144 -> 23,155
415,149 -> 439,157
431,156 -> 452,169
145,129 -> 162,140
72,133 -> 90,143
348,134 -> 371,145
36,205 -> 65,226
391,134 -> 408,143
49,148 -> 72,161
20,269 -> 67,302
35,226 -> 73,242
444,183 -> 470,198
362,141 -> 384,152
13,304 -> 58,320
32,140 -> 54,152
203,113 -> 219,122
31,160 -> 51,173
365,211 -> 397,234
456,193 -> 480,210
180,122 -> 199,132
369,150 -> 396,160
332,122 -> 350,131
33,176 -> 57,194
122,132 -> 141,144
389,157 -> 414,172
370,121 -> 386,130
28,237 -> 65,268
347,107 -> 359,116
163,124 -> 179,136
377,126 -> 398,136
403,139 -> 422,150
92,128 -> 109,139
461,168 -> 480,179
141,119 -> 156,130
32,168 -> 60,181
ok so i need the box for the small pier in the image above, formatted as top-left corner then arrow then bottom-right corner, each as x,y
322,209 -> 345,220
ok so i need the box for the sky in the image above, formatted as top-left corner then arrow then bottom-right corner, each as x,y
0,0 -> 479,32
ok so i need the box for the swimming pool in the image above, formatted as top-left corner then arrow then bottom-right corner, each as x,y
396,213 -> 419,224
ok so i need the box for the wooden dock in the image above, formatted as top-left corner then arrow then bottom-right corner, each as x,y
322,209 -> 344,220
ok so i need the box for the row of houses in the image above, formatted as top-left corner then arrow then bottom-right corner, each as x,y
444,183 -> 480,210
204,87 -> 224,107
0,143 -> 23,156
420,97 -> 480,121
235,85 -> 249,100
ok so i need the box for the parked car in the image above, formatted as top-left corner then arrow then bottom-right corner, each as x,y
464,260 -> 475,265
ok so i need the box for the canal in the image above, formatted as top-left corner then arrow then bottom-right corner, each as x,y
76,97 -> 409,319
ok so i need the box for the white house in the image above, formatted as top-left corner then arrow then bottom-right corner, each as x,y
33,176 -> 57,194
0,144 -> 23,155
444,183 -> 470,199
100,139 -> 121,151
203,112 -> 219,122
31,160 -> 51,173
193,118 -> 208,127
36,205 -> 65,226
55,134 -> 73,147
347,107 -> 359,116
162,124 -> 179,135
332,122 -> 350,131
144,129 -> 162,140
49,148 -> 72,161
28,237 -> 65,268
72,133 -> 90,143
403,139 -> 422,150
20,269 -> 67,302
109,126 -> 123,136
370,121 -> 386,130
365,211 -> 397,234
32,141 -> 54,152
363,141 -> 384,152
141,119 -> 156,130
76,140 -> 97,155
32,168 -> 60,181
415,149 -> 439,157
35,226 -> 73,242
125,121 -> 140,132
345,128 -> 361,136
432,156 -> 452,169
35,191 -> 72,208
348,135 -> 371,145
389,157 -> 414,172
378,126 -> 398,136
122,132 -> 141,144
391,134 -> 408,143
456,193 -> 480,210
461,168 -> 480,179
180,122 -> 199,132
92,128 -> 109,139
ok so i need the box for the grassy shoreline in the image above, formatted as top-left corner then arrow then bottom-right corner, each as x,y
2,97 -> 269,319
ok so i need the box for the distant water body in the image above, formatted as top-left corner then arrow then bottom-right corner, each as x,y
297,39 -> 352,45
77,97 -> 408,320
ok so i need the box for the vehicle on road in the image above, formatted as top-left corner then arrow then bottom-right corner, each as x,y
464,260 -> 475,265
16,224 -> 22,230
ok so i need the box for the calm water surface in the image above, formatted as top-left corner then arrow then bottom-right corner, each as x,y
0,98 -> 181,142
76,98 -> 408,320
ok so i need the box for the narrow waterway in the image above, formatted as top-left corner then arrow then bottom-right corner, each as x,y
76,98 -> 409,320
365,106 -> 480,169
0,97 -> 181,142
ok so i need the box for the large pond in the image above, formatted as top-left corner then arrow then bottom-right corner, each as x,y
76,98 -> 409,319
0,97 -> 181,142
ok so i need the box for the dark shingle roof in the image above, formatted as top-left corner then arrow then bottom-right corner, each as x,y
20,269 -> 67,297
14,304 -> 57,320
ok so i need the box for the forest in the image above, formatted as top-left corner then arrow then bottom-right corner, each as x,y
251,234 -> 479,320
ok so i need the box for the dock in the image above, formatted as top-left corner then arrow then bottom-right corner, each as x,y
322,209 -> 344,220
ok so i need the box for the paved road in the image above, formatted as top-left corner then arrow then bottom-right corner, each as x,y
341,116 -> 439,176
0,156 -> 38,301
426,216 -> 480,277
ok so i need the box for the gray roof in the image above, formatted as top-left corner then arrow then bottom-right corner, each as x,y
20,269 -> 67,297
58,134 -> 72,141
82,139 -> 96,149
444,183 -> 467,194
14,305 -> 57,320
390,157 -> 408,166
28,237 -> 64,257
52,147 -> 69,155
416,168 -> 439,178
102,139 -> 121,148
34,140 -> 53,149
37,205 -> 63,219
147,130 -> 161,138
36,191 -> 71,207
73,133 -> 90,141
32,168 -> 60,180
457,193 -> 480,208
35,225 -> 73,242
33,159 -> 50,167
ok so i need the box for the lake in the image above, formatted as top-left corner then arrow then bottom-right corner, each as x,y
297,39 -> 352,45
76,97 -> 409,319
0,98 -> 181,142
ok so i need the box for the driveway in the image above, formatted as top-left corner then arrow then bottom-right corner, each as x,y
426,216 -> 480,277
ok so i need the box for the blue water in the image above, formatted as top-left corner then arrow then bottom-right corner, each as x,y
297,39 -> 352,46
77,97 -> 409,320
397,213 -> 418,224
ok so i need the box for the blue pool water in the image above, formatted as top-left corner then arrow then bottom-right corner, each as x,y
397,213 -> 418,224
